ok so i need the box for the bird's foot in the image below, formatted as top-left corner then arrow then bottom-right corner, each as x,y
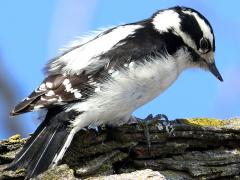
144,113 -> 175,134
143,114 -> 154,155
142,114 -> 174,155
155,114 -> 175,136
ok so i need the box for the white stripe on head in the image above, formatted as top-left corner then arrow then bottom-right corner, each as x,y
183,10 -> 213,48
152,10 -> 180,33
152,10 -> 197,50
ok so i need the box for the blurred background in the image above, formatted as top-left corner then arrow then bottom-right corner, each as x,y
0,0 -> 239,139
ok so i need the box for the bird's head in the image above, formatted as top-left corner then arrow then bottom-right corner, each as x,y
152,6 -> 223,82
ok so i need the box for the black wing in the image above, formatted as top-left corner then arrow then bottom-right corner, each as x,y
11,74 -> 92,115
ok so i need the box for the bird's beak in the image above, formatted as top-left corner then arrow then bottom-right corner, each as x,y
194,51 -> 223,82
207,62 -> 223,82
198,55 -> 223,82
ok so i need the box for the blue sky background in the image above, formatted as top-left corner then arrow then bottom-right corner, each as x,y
0,0 -> 239,139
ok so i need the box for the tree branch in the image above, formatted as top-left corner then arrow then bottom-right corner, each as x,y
1,116 -> 240,179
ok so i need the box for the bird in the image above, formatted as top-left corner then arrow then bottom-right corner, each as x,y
7,6 -> 223,179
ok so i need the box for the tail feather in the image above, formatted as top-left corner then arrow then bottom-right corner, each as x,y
26,125 -> 70,178
7,120 -> 49,170
6,109 -> 79,179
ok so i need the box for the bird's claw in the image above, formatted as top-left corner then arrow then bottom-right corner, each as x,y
142,114 -> 175,155
155,114 -> 175,136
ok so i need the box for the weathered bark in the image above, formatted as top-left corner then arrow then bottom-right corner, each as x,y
0,116 -> 240,179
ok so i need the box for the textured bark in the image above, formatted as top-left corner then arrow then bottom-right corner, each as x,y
0,116 -> 240,179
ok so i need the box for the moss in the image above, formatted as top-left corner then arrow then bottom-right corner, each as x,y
97,163 -> 112,174
0,135 -> 26,164
184,118 -> 225,127
112,151 -> 128,162
15,168 -> 26,174
7,134 -> 25,144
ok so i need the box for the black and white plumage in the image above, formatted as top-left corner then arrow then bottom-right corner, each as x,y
7,6 -> 223,178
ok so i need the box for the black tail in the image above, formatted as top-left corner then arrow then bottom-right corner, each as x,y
6,108 -> 78,179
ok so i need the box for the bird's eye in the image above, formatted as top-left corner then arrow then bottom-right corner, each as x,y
199,38 -> 210,53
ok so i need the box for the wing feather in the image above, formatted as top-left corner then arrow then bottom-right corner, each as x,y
11,74 -> 90,115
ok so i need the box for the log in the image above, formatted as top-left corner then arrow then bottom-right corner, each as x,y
0,116 -> 240,179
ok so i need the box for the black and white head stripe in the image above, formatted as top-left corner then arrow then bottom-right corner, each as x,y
152,6 -> 215,52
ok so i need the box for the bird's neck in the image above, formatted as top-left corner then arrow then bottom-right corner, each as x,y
171,48 -> 193,74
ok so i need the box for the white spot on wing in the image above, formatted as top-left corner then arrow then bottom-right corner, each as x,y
45,90 -> 55,96
46,82 -> 53,89
63,79 -> 70,85
39,83 -> 46,91
65,83 -> 72,92
63,78 -> 82,97
34,105 -> 44,109
63,79 -> 74,92
41,96 -> 57,102
74,92 -> 82,98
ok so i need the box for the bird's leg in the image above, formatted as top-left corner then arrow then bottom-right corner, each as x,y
143,114 -> 153,155
142,114 -> 172,155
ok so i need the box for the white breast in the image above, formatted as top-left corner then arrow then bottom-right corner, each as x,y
69,49 -> 191,129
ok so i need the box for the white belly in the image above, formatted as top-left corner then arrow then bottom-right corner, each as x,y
69,54 -> 190,129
